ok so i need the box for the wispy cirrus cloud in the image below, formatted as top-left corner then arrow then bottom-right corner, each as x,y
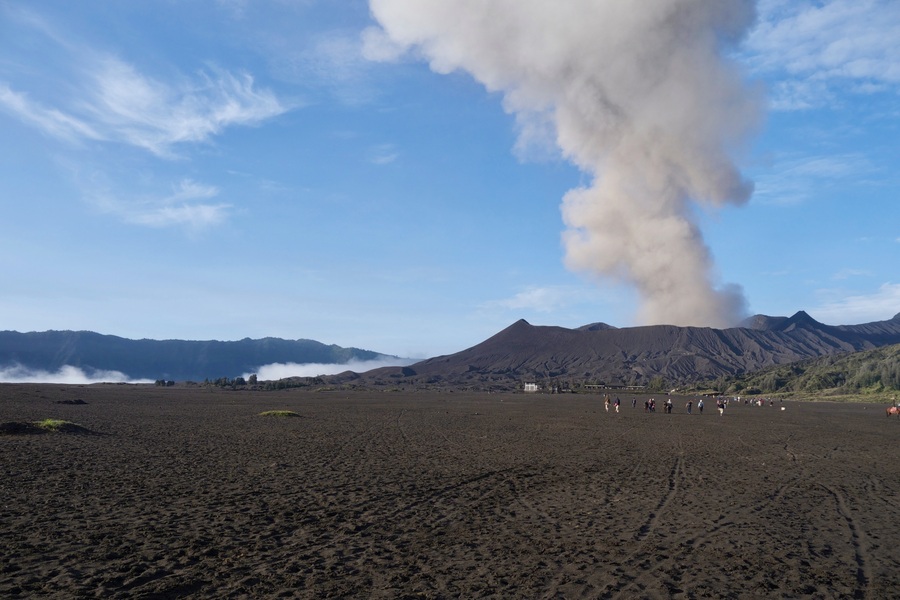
752,152 -> 876,205
811,282 -> 900,324
832,268 -> 871,281
484,285 -> 605,314
367,143 -> 399,165
0,6 -> 290,157
211,0 -> 367,103
89,179 -> 231,232
360,25 -> 407,63
0,6 -> 291,233
85,59 -> 287,157
263,28 -> 380,105
1,59 -> 287,157
744,0 -> 900,110
0,83 -> 102,142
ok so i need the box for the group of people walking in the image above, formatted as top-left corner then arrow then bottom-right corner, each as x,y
642,398 -> 674,413
601,395 -> 729,416
603,395 -> 621,413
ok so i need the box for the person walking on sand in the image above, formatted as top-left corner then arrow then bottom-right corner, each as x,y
605,395 -> 610,412
698,399 -> 704,414
632,397 -> 637,409
686,400 -> 692,415
717,398 -> 725,416
615,396 -> 620,413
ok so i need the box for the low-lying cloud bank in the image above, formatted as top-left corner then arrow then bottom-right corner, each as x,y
247,357 -> 417,381
0,357 -> 418,384
0,364 -> 153,384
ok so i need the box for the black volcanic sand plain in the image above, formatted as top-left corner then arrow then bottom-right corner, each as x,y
2,384 -> 900,599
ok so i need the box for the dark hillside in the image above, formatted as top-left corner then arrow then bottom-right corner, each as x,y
6,311 -> 900,388
0,330 -> 391,381
336,311 -> 900,389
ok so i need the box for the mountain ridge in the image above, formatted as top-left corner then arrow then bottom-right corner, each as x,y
334,311 -> 900,389
0,330 -> 393,381
5,311 -> 900,387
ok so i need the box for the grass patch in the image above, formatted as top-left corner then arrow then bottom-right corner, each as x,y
35,418 -> 77,431
258,410 -> 302,418
1,419 -> 94,435
35,419 -> 94,434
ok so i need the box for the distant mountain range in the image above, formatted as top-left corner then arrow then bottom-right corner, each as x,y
5,311 -> 900,387
334,311 -> 900,389
0,330 -> 393,381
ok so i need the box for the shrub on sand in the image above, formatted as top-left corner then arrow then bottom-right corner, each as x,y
35,418 -> 77,431
1,419 -> 92,435
35,418 -> 94,433
258,410 -> 302,418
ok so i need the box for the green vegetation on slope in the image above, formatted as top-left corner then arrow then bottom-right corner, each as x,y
708,343 -> 900,399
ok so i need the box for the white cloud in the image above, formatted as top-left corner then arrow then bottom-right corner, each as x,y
745,0 -> 900,109
171,179 -> 220,202
0,83 -> 101,142
126,203 -> 231,230
3,63 -> 287,157
484,285 -> 599,314
782,154 -> 870,178
264,28 -> 379,105
0,363 -> 152,384
0,11 -> 289,157
246,357 -> 417,380
367,143 -> 399,165
216,0 -> 249,19
752,152 -> 875,205
0,7 -> 289,235
832,268 -> 871,280
88,178 -> 231,232
85,59 -> 287,157
810,282 -> 900,324
361,25 -> 408,62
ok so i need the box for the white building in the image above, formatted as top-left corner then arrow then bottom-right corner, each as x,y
524,383 -> 539,393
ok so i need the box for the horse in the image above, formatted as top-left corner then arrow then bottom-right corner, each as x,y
886,406 -> 900,417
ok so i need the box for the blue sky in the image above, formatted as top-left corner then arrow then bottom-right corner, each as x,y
1,0 -> 898,363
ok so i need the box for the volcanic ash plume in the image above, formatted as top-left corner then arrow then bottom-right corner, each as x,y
365,0 -> 762,327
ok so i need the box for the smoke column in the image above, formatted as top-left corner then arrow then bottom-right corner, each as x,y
365,0 -> 762,327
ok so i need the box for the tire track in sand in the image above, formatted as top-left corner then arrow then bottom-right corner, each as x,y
821,484 -> 873,600
605,453 -> 686,600
634,453 -> 683,542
